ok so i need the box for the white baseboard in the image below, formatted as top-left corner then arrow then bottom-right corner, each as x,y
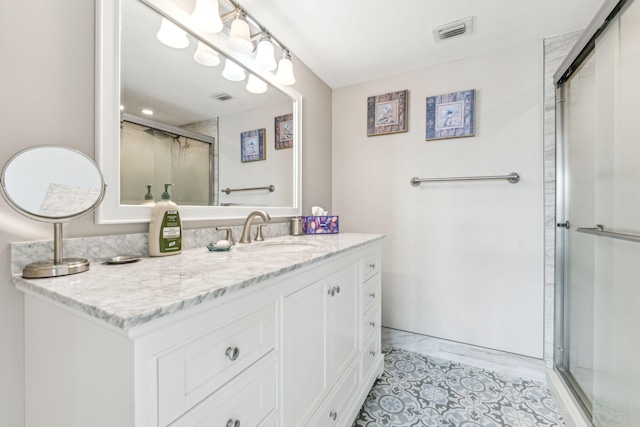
546,368 -> 592,427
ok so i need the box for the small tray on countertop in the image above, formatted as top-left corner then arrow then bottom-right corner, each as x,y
103,255 -> 140,265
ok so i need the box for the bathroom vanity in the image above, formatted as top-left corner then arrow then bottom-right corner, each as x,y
14,233 -> 383,427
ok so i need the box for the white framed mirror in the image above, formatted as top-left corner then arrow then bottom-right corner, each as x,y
96,0 -> 302,224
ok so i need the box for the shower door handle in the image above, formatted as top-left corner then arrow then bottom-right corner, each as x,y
557,221 -> 570,229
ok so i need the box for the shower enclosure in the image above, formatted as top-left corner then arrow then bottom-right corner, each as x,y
554,0 -> 640,425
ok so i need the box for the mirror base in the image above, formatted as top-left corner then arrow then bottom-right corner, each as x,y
23,258 -> 90,279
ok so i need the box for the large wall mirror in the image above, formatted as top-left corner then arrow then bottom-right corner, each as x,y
96,0 -> 302,223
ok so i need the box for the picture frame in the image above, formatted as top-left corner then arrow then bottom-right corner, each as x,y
240,128 -> 266,162
274,113 -> 293,149
426,89 -> 475,140
367,90 -> 408,136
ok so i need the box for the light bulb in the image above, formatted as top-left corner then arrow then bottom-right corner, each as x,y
194,42 -> 220,66
227,12 -> 253,54
156,18 -> 189,49
275,50 -> 295,85
191,0 -> 223,33
222,58 -> 246,81
254,35 -> 277,71
246,74 -> 267,94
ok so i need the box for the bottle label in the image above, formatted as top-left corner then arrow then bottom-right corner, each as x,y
159,210 -> 182,253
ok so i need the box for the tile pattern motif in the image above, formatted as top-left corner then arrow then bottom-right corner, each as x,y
353,347 -> 566,427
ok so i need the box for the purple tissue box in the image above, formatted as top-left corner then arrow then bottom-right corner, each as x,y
302,216 -> 339,234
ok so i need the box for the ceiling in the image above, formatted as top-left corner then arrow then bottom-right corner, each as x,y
238,0 -> 605,88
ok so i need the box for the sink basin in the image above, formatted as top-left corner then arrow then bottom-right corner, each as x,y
236,241 -> 319,254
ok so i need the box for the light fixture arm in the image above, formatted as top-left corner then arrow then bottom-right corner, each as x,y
221,0 -> 290,54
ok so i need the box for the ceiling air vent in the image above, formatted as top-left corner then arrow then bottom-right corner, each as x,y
210,92 -> 234,102
432,17 -> 473,43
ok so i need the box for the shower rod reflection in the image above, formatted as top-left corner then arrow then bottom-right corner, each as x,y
222,185 -> 275,195
410,172 -> 520,186
576,225 -> 640,244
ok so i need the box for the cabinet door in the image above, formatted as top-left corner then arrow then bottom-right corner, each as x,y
328,265 -> 359,383
282,277 -> 329,427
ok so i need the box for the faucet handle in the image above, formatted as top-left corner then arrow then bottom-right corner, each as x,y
216,227 -> 236,245
255,224 -> 267,241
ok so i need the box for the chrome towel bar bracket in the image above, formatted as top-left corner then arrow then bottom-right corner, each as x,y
410,172 -> 520,186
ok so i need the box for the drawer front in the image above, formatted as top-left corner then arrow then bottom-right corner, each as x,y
307,363 -> 359,427
159,303 -> 276,426
169,356 -> 277,427
361,274 -> 380,313
362,252 -> 381,282
361,305 -> 380,347
361,333 -> 381,381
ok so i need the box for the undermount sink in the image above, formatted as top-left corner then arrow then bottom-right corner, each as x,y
236,241 -> 320,254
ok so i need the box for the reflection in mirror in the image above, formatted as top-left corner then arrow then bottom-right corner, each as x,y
0,146 -> 106,278
107,0 -> 299,221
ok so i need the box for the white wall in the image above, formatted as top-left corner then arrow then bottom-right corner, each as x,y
219,101 -> 294,207
332,40 -> 545,358
0,1 -> 332,424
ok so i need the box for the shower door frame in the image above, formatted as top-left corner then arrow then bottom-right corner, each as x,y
552,0 -> 631,423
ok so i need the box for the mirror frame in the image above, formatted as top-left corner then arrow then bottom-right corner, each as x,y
95,0 -> 302,224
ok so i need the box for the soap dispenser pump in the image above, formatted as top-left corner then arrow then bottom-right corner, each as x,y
149,183 -> 182,256
142,184 -> 155,206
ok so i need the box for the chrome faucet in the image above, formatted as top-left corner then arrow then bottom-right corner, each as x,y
239,210 -> 271,243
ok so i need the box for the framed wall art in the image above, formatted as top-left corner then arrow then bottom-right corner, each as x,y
240,128 -> 266,162
367,90 -> 408,136
426,89 -> 475,140
274,113 -> 293,149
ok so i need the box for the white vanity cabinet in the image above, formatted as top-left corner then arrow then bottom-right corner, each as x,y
17,235 -> 384,427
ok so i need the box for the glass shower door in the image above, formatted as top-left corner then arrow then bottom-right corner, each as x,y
557,1 -> 640,425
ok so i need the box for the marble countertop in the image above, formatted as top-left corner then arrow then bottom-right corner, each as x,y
13,233 -> 383,330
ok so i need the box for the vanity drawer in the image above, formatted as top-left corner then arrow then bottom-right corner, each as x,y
361,305 -> 380,346
362,252 -> 381,282
361,333 -> 381,381
168,356 -> 277,427
361,274 -> 380,313
307,362 -> 359,427
158,303 -> 276,426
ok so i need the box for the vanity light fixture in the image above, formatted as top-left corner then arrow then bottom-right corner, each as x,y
227,10 -> 253,54
275,49 -> 295,85
246,74 -> 268,94
191,0 -> 224,34
194,41 -> 221,66
254,34 -> 277,71
222,58 -> 246,81
156,17 -> 189,49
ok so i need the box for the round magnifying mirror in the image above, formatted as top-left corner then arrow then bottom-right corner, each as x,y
0,146 -> 107,278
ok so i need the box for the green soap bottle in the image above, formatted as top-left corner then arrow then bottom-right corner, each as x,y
148,184 -> 182,256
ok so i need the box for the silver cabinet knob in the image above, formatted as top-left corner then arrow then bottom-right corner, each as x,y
329,411 -> 337,421
369,292 -> 376,298
328,287 -> 336,297
226,420 -> 240,427
369,263 -> 376,269
369,321 -> 376,327
370,350 -> 376,357
335,285 -> 340,294
225,346 -> 240,361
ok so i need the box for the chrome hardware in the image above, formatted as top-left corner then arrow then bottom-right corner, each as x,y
255,224 -> 266,241
369,292 -> 376,298
222,185 -> 275,195
556,221 -> 570,229
335,285 -> 340,294
226,419 -> 240,427
576,224 -> 640,244
370,350 -> 376,357
329,411 -> 337,421
215,227 -> 236,245
369,263 -> 376,269
411,172 -> 520,186
328,288 -> 335,297
369,321 -> 376,327
239,210 -> 271,243
225,346 -> 240,361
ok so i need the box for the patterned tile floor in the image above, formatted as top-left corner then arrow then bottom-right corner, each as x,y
353,347 -> 566,427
